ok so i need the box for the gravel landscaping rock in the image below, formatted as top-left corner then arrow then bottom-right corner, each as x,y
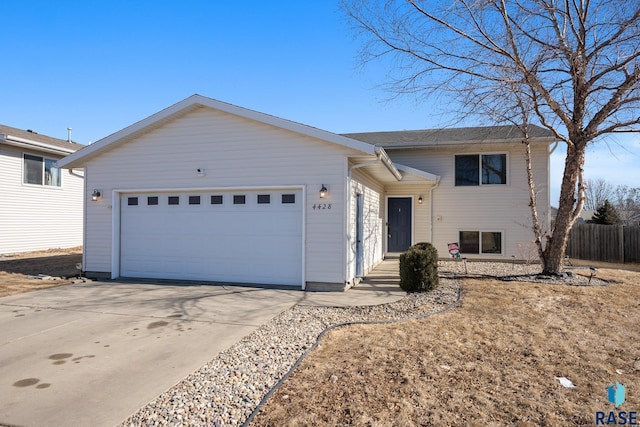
121,260 -> 605,427
439,260 -> 608,286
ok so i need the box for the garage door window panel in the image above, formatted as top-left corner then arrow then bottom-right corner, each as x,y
233,195 -> 246,204
168,196 -> 180,205
282,194 -> 296,204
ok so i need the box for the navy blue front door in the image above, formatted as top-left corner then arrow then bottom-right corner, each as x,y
387,197 -> 412,252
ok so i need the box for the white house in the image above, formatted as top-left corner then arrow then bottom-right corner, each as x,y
58,95 -> 553,291
0,125 -> 84,254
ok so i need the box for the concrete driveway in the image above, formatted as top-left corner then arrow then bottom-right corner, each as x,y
0,282 -> 303,427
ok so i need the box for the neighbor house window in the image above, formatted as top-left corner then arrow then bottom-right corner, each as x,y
459,231 -> 502,254
23,154 -> 61,187
455,154 -> 507,186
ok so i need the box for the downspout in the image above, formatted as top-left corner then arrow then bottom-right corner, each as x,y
429,177 -> 441,244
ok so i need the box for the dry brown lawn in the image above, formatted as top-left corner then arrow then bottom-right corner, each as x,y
0,247 -> 83,297
252,268 -> 640,426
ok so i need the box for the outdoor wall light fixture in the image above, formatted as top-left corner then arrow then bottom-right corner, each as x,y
319,184 -> 328,198
418,195 -> 423,204
92,189 -> 102,201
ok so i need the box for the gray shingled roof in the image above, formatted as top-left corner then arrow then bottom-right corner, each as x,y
342,124 -> 555,148
0,124 -> 84,152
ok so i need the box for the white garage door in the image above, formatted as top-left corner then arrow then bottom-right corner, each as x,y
119,189 -> 303,286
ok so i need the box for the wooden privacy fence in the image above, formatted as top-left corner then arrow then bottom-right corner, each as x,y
566,224 -> 640,263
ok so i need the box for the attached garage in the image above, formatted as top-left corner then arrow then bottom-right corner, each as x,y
58,95 -> 433,291
118,188 -> 303,286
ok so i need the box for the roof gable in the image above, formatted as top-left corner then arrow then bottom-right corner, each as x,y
58,95 -> 377,168
342,124 -> 556,148
0,124 -> 84,156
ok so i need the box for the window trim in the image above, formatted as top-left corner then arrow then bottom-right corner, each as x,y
454,152 -> 508,187
458,230 -> 504,255
22,152 -> 63,188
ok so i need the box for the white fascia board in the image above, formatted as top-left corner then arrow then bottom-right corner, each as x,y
58,94 -> 377,168
1,134 -> 77,156
374,147 -> 403,181
395,163 -> 439,182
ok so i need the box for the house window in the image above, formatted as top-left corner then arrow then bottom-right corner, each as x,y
282,194 -> 296,204
211,195 -> 223,205
455,154 -> 507,186
233,195 -> 246,205
23,154 -> 61,187
257,194 -> 271,204
189,196 -> 201,205
459,231 -> 502,254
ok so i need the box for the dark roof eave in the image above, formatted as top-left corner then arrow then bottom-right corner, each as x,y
380,136 -> 556,149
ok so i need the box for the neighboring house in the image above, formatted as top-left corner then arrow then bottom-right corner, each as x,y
0,125 -> 85,254
58,95 -> 553,290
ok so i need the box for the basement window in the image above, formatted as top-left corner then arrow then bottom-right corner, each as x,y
23,154 -> 61,187
459,231 -> 502,254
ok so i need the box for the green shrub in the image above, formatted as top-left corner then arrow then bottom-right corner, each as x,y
399,242 -> 439,292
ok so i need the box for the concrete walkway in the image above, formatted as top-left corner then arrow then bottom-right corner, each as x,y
0,259 -> 403,427
299,258 -> 405,307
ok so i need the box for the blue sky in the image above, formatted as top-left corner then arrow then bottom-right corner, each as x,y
3,1 -> 638,204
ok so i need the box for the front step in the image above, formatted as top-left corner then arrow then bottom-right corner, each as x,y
384,252 -> 404,260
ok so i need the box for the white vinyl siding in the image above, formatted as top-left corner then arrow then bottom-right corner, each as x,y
348,168 -> 385,281
83,106 -> 357,285
387,142 -> 550,259
0,145 -> 84,254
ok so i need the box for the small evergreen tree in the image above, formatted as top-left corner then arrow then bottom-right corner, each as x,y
399,243 -> 439,292
591,200 -> 620,225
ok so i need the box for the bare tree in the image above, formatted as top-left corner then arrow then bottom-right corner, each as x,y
342,0 -> 640,274
613,185 -> 640,224
585,178 -> 614,211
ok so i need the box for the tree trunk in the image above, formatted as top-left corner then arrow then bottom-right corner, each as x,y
542,143 -> 586,275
